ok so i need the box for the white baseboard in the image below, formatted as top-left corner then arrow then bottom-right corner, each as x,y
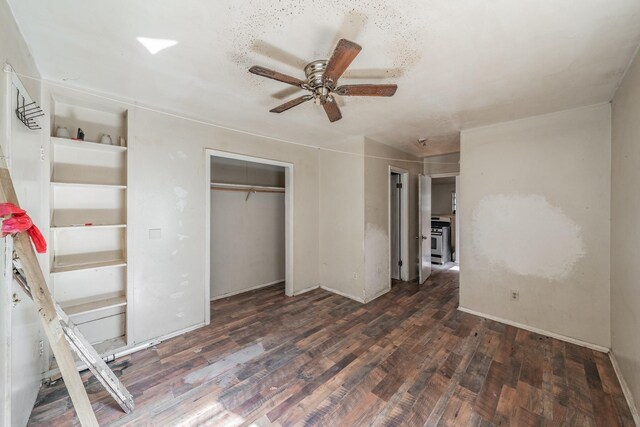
320,285 -> 365,303
457,306 -> 610,353
293,284 -> 319,296
210,280 -> 284,301
364,286 -> 390,303
609,351 -> 640,426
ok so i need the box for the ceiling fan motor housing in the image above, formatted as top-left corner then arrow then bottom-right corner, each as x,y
305,60 -> 334,104
304,60 -> 329,89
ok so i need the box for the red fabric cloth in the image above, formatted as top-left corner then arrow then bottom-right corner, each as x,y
0,202 -> 47,253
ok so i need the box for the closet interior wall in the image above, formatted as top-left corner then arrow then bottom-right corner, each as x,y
210,156 -> 285,300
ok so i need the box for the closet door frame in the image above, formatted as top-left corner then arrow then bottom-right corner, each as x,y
204,149 -> 294,322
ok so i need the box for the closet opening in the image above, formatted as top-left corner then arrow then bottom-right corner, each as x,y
204,150 -> 293,312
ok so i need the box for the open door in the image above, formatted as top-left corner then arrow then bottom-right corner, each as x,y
418,174 -> 432,284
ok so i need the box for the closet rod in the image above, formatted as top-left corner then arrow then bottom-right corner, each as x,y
210,182 -> 285,193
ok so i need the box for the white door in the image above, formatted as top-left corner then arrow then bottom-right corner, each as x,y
418,175 -> 432,284
0,75 -> 44,427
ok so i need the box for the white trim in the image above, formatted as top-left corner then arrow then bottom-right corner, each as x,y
320,285 -> 365,303
388,166 -> 409,283
364,287 -> 390,304
209,280 -> 285,301
457,306 -> 610,353
429,172 -> 459,179
205,149 -> 294,301
293,284 -> 319,296
609,351 -> 640,426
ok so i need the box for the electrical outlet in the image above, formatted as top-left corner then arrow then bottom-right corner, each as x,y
510,290 -> 519,302
353,272 -> 358,280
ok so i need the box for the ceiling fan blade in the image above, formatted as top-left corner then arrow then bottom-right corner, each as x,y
334,84 -> 398,97
323,100 -> 342,123
324,39 -> 362,85
269,95 -> 313,113
249,66 -> 306,88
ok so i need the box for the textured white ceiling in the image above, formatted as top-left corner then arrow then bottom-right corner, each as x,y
8,0 -> 640,156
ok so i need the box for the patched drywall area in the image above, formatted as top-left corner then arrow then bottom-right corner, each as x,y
364,223 -> 388,297
460,104 -> 611,348
611,48 -> 640,413
472,194 -> 585,281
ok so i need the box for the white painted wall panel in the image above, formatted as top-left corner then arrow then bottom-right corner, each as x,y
129,108 -> 320,344
210,190 -> 285,299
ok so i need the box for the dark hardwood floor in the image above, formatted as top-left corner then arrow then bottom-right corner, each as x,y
29,267 -> 634,426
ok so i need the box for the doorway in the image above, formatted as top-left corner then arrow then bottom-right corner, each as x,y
389,167 -> 409,282
430,174 -> 459,265
204,150 -> 294,316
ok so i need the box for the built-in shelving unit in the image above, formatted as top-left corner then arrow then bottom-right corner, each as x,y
48,95 -> 129,355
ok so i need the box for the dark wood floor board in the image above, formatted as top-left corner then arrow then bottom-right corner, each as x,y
28,268 -> 635,426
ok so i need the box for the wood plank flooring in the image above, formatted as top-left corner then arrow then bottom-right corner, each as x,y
29,267 -> 635,426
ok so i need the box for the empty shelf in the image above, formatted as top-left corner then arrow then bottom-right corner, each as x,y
62,294 -> 127,317
51,182 -> 127,190
51,137 -> 127,152
51,224 -> 127,231
51,258 -> 126,275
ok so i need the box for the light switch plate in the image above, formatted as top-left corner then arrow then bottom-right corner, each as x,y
149,228 -> 162,239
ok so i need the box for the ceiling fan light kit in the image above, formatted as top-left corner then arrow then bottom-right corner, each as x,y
249,38 -> 398,123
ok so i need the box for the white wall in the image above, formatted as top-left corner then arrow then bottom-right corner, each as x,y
210,191 -> 284,299
319,139 -> 365,301
0,2 -> 45,425
424,152 -> 460,175
460,104 -> 611,348
364,138 -> 423,297
432,181 -> 455,214
210,158 -> 285,300
124,107 -> 320,344
611,49 -> 640,413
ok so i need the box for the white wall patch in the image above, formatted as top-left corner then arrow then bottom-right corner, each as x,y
471,194 -> 585,280
174,186 -> 188,212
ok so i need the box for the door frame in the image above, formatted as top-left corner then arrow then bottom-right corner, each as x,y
204,149 -> 294,322
388,166 -> 409,282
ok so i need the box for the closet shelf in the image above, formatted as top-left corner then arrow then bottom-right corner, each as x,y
210,182 -> 285,192
62,294 -> 127,317
51,224 -> 127,231
51,182 -> 127,190
51,136 -> 127,153
51,259 -> 127,275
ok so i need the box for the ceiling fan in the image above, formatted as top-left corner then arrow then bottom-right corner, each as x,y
249,39 -> 398,123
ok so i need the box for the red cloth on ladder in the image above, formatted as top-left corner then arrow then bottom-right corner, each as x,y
0,202 -> 47,253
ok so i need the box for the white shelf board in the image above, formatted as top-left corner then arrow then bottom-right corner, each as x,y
51,136 -> 127,152
51,258 -> 127,275
62,294 -> 127,317
210,182 -> 285,191
51,182 -> 127,190
51,224 -> 127,231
